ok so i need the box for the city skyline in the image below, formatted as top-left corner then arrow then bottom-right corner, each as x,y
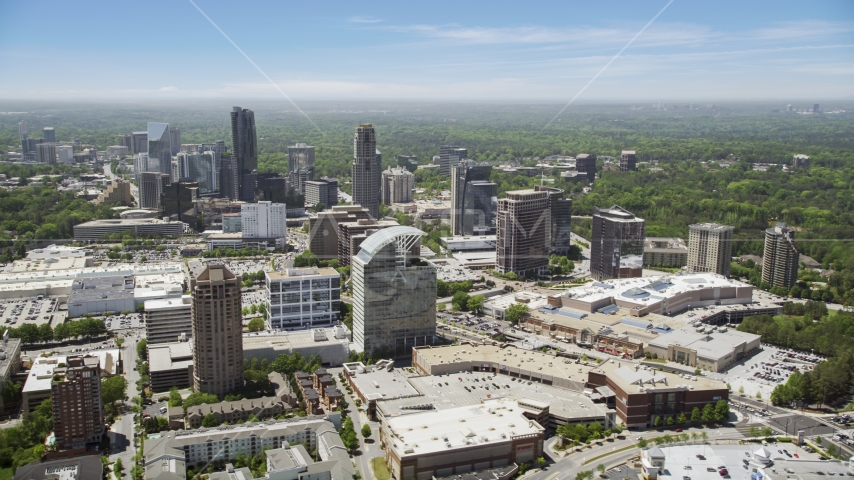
0,1 -> 851,102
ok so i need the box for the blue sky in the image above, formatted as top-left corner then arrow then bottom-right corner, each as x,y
1,0 -> 852,101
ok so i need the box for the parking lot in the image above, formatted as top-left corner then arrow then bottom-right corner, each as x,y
708,344 -> 824,400
0,298 -> 60,327
437,312 -> 507,336
104,313 -> 145,331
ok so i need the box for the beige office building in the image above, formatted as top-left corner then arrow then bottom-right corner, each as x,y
496,189 -> 551,277
688,223 -> 734,277
191,265 -> 244,396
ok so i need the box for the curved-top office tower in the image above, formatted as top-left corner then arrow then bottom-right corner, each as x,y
351,226 -> 436,358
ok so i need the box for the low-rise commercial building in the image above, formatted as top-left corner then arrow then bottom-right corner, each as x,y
265,268 -> 341,330
12,456 -> 103,480
645,325 -> 761,372
586,359 -> 729,428
643,238 -> 688,267
381,398 -> 544,480
547,274 -> 753,317
73,218 -> 184,241
148,342 -> 194,392
440,236 -> 497,252
242,327 -> 350,367
206,233 -> 280,251
342,360 -> 420,419
145,296 -> 192,345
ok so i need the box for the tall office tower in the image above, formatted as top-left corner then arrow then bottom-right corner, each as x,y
51,355 -> 104,451
241,201 -> 288,248
761,222 -> 799,290
118,134 -> 133,152
351,226 -> 436,357
288,168 -> 314,196
256,174 -> 289,204
231,106 -> 258,203
161,180 -> 199,227
18,121 -> 28,155
381,166 -> 415,204
133,154 -> 148,177
178,152 -> 216,194
535,186 -> 573,256
352,124 -> 381,219
305,178 -> 338,208
132,131 -> 148,154
147,122 -> 173,179
43,127 -> 55,143
450,162 -> 495,236
813,104 -> 820,113
191,265 -> 244,397
288,143 -> 315,174
139,172 -> 168,210
219,157 -> 238,200
620,150 -> 637,172
687,223 -> 734,277
575,153 -> 597,182
495,189 -> 551,277
590,205 -> 645,281
57,145 -> 74,163
308,206 -> 372,260
792,154 -> 810,169
169,126 -> 181,155
375,149 -> 383,204
36,143 -> 57,164
439,145 -> 468,176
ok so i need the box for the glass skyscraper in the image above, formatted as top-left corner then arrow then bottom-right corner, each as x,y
231,107 -> 257,202
351,226 -> 436,358
147,122 -> 173,180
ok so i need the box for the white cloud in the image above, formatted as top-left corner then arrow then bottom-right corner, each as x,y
159,86 -> 179,92
348,16 -> 382,24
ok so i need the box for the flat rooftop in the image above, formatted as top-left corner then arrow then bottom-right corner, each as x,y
24,350 -> 119,393
384,398 -> 543,458
382,373 -> 607,422
242,327 -> 349,351
590,358 -> 727,393
484,291 -> 548,310
149,342 -> 193,373
144,296 -> 191,311
349,366 -> 420,402
415,343 -> 597,384
77,218 -> 181,227
0,262 -> 183,285
652,445 -> 844,480
266,267 -> 339,280
648,325 -> 760,359
560,274 -> 749,306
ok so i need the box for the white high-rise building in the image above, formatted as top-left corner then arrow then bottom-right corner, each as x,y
241,201 -> 287,248
265,267 -> 341,330
57,146 -> 74,164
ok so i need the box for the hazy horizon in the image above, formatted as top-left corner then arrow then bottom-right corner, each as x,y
1,1 -> 852,104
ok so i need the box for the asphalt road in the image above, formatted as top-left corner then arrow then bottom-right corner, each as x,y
108,335 -> 142,480
327,367 -> 379,480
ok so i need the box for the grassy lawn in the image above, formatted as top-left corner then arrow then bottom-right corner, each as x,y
371,457 -> 391,480
644,358 -> 667,364
0,467 -> 13,480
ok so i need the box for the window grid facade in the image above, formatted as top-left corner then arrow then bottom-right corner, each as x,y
265,268 -> 342,330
